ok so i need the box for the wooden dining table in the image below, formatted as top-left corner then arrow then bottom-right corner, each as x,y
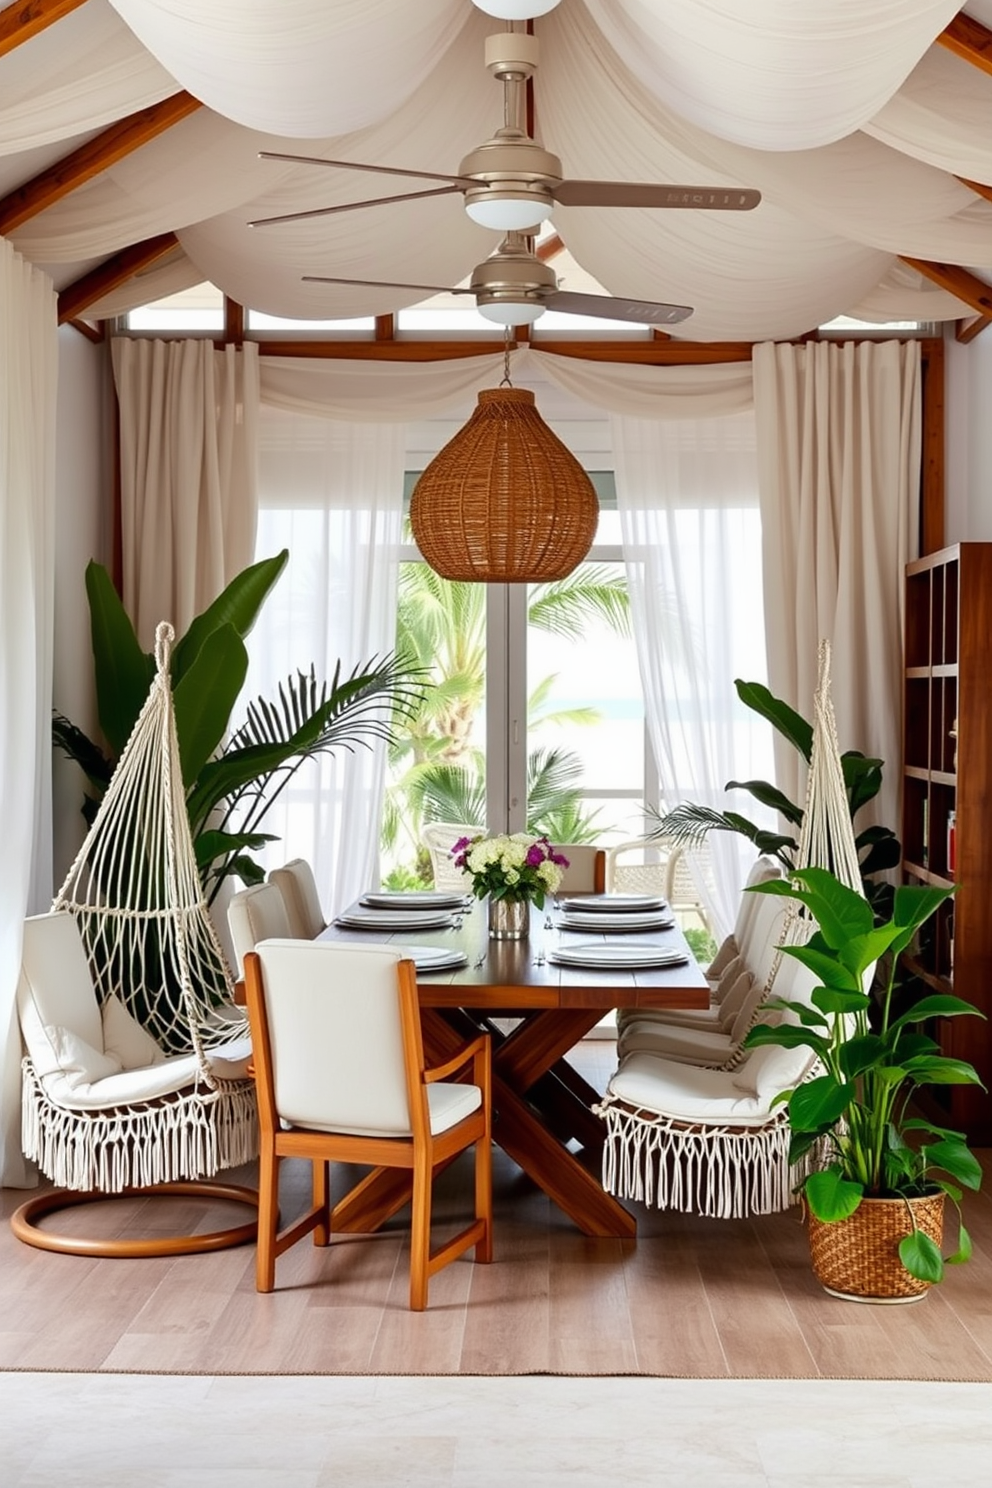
319,896 -> 709,1239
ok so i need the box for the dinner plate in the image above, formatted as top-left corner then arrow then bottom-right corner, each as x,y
360,891 -> 470,911
559,893 -> 667,914
335,910 -> 455,931
558,911 -> 676,933
549,943 -> 690,970
394,945 -> 468,972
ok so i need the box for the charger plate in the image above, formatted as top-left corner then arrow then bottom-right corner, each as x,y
549,943 -> 689,970
360,890 -> 470,910
394,945 -> 468,973
558,911 -> 675,933
559,893 -> 667,913
335,910 -> 455,931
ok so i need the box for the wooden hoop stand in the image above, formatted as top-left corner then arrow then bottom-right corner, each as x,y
10,1181 -> 260,1258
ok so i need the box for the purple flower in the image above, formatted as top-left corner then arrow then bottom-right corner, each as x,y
548,848 -> 570,868
525,844 -> 544,867
450,836 -> 473,855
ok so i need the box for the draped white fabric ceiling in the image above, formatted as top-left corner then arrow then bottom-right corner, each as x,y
3,0 -> 992,339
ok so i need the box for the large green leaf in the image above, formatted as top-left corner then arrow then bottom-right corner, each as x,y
890,994 -> 987,1032
724,779 -> 804,825
804,1166 -> 863,1221
85,562 -> 155,755
789,1073 -> 854,1130
925,1139 -> 984,1190
172,623 -> 249,786
898,1229 -> 944,1283
171,550 -> 289,683
734,679 -> 813,760
841,751 -> 885,815
786,866 -> 875,948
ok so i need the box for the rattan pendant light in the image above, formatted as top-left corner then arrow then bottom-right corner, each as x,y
410,339 -> 598,582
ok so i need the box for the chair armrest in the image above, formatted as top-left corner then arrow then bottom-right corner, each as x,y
424,1033 -> 490,1088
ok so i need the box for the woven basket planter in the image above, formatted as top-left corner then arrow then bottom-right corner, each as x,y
807,1192 -> 945,1304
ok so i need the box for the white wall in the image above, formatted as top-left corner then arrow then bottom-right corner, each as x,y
51,327 -> 113,889
945,332 -> 992,545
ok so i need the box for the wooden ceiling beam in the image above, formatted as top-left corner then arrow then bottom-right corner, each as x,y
956,314 -> 992,344
0,91 -> 202,234
253,336 -> 755,363
899,256 -> 992,318
0,0 -> 87,58
57,232 -> 179,323
937,13 -> 992,78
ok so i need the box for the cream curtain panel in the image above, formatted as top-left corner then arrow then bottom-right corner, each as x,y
0,239 -> 58,1188
112,338 -> 260,649
752,338 -> 921,844
245,411 -> 407,918
6,1 -> 985,335
611,412 -> 770,943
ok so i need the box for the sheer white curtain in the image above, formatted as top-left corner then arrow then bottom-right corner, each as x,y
241,408 -> 407,918
111,337 -> 259,648
612,412 -> 772,942
752,339 -> 921,844
0,240 -> 58,1187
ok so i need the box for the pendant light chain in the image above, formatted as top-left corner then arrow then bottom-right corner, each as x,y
501,326 -> 514,388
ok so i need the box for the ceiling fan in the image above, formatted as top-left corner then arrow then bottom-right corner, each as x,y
250,23 -> 760,326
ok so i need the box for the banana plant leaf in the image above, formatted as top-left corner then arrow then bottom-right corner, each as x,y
84,562 -> 155,756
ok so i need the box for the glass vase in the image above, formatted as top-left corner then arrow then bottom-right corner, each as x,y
488,896 -> 529,940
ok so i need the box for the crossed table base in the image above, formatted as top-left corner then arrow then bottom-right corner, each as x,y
321,901 -> 709,1239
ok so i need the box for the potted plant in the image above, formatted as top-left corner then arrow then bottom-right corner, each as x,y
744,865 -> 985,1301
53,552 -> 425,904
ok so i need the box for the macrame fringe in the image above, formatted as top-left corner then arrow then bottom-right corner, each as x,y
21,1058 -> 258,1193
595,1094 -> 807,1219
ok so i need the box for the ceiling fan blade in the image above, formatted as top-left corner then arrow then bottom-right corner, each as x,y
554,181 -> 761,211
259,151 -> 475,188
250,184 -> 462,228
303,274 -> 473,296
546,290 -> 693,325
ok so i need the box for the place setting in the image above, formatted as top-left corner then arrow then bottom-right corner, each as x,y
548,942 -> 690,971
554,892 -> 675,934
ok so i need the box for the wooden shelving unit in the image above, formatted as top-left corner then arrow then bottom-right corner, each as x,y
902,543 -> 992,1143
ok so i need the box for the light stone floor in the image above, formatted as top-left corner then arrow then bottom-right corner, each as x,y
2,1373 -> 991,1487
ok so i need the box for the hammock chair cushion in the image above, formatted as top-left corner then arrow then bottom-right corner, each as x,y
18,912 -> 252,1113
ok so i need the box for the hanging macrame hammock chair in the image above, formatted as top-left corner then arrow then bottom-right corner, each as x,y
14,624 -> 258,1256
595,639 -> 867,1219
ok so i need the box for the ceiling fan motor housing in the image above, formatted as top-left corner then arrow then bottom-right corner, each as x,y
469,245 -> 557,315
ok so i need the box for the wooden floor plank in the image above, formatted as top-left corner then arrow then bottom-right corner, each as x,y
2,1048 -> 991,1379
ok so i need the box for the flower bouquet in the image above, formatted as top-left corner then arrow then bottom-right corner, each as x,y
451,832 -> 569,912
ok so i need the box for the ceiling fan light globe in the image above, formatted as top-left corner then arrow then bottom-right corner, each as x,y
472,0 -> 561,17
477,299 -> 545,326
465,194 -> 550,231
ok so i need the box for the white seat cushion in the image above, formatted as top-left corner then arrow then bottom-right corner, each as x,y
608,1052 -> 782,1126
289,1081 -> 482,1139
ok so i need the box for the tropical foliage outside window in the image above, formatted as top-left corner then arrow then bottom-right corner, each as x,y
381,559 -> 633,888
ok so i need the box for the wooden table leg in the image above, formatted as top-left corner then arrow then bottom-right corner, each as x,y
491,1072 -> 636,1239
425,1008 -> 635,1239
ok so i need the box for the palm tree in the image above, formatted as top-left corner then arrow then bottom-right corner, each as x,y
383,561 -> 630,879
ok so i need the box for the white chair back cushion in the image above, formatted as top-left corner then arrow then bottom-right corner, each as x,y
734,856 -> 785,942
742,892 -> 790,987
17,913 -> 105,1079
554,844 -> 600,893
228,883 -> 294,971
101,993 -> 167,1069
255,939 -> 415,1137
268,859 -> 325,939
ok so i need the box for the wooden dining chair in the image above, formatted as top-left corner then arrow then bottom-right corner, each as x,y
267,858 -> 326,939
243,939 -> 493,1310
227,883 -> 294,976
553,843 -> 606,894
